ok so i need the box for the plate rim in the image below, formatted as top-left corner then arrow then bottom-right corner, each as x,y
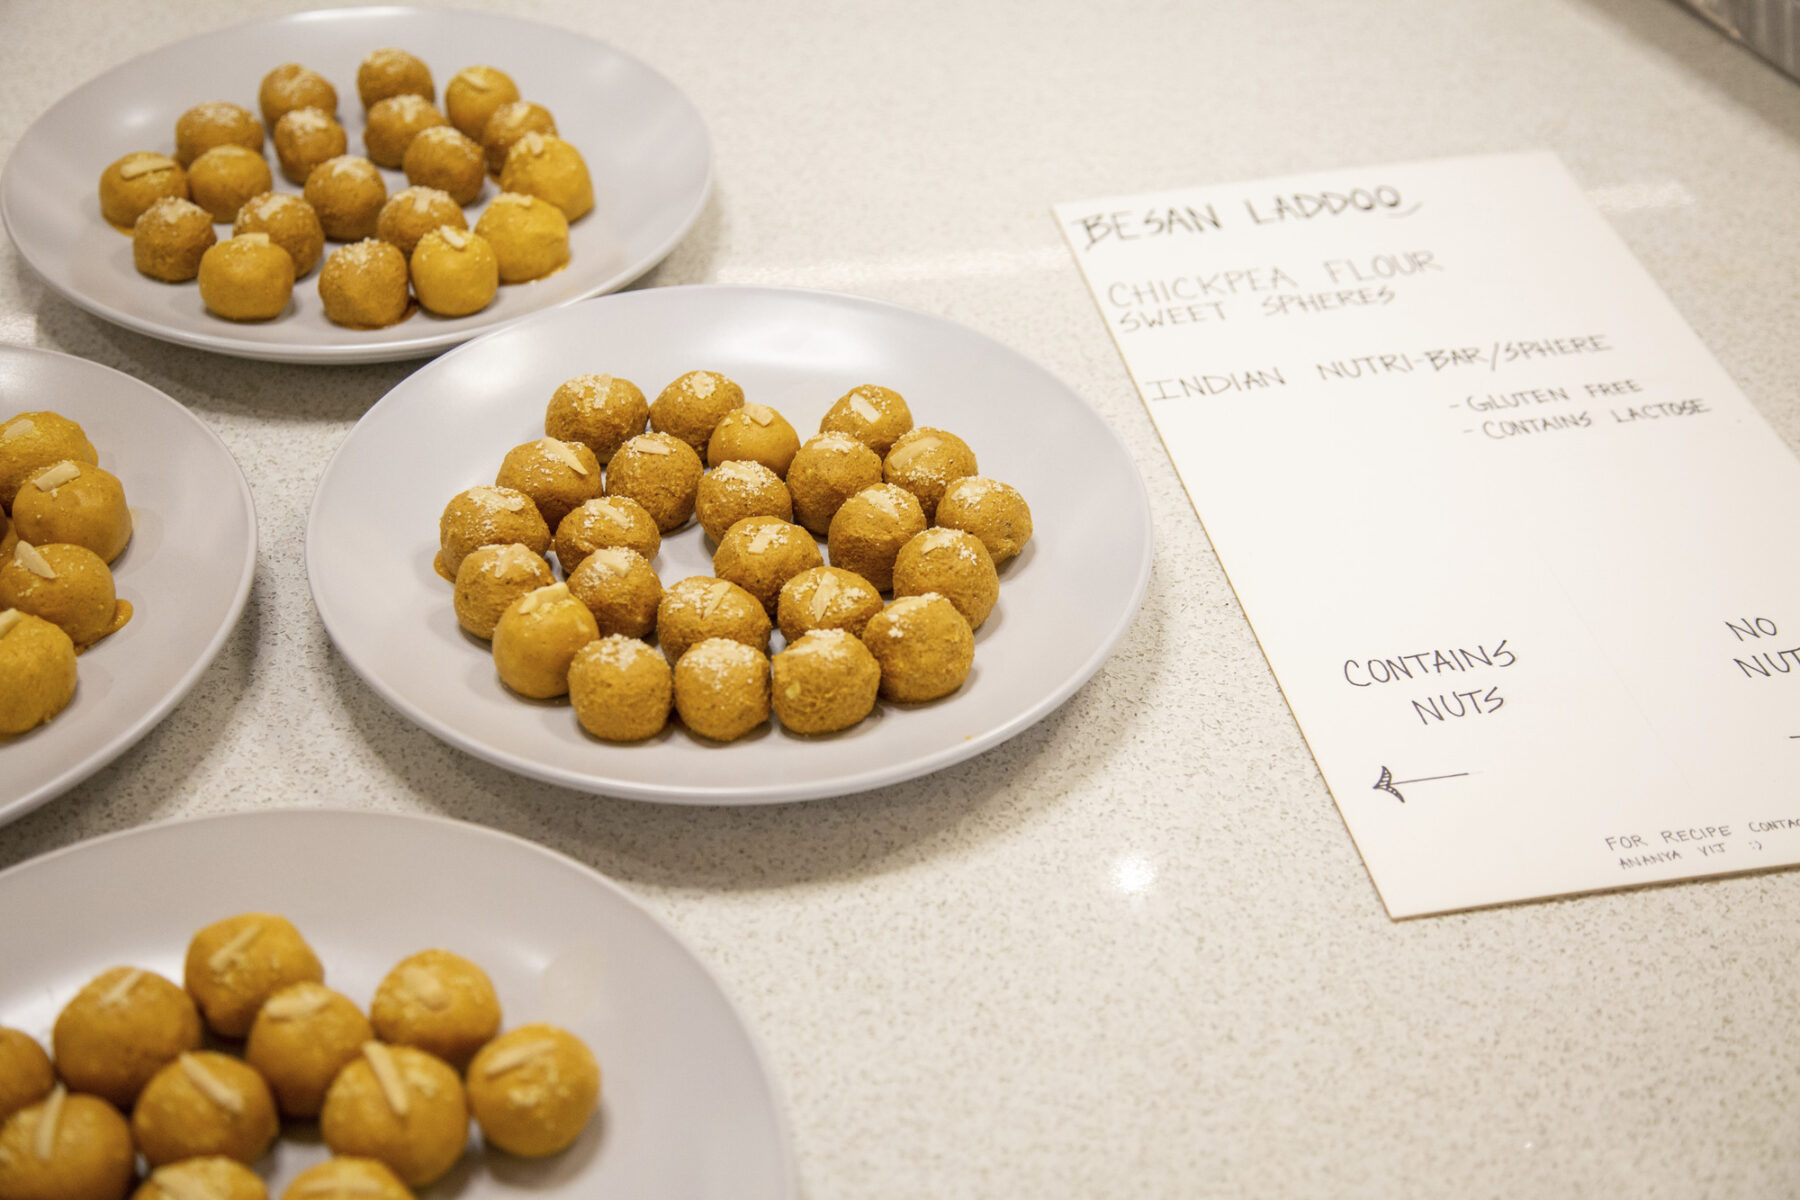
0,5 -> 715,366
305,282 -> 1156,805
0,805 -> 802,1199
0,342 -> 259,826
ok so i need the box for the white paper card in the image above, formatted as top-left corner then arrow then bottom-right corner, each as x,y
1056,152 -> 1800,917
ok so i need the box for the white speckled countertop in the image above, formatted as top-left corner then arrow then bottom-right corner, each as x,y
5,1 -> 1800,1196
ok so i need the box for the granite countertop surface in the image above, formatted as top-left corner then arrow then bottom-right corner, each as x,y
3,1 -> 1799,1196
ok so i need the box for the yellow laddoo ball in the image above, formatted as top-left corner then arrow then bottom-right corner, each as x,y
243,982 -> 373,1119
132,197 -> 216,283
707,402 -> 801,477
712,516 -> 822,616
480,100 -> 556,175
187,145 -> 273,223
445,65 -> 519,141
776,565 -> 884,643
569,635 -> 671,742
819,383 -> 913,456
175,101 -> 263,167
357,47 -> 435,109
304,155 -> 388,242
544,372 -> 649,466
787,432 -> 883,537
0,609 -> 77,735
567,545 -> 661,639
403,125 -> 486,206
259,62 -> 338,128
649,370 -> 743,455
771,628 -> 882,734
369,949 -> 502,1071
52,967 -> 202,1109
495,437 -> 602,531
827,482 -> 927,593
0,1087 -> 135,1200
884,426 -> 977,522
604,432 -> 703,533
131,1052 -> 279,1167
198,235 -> 295,322
410,226 -> 498,317
474,191 -> 569,283
673,637 -> 770,742
272,106 -> 347,185
1,412 -> 96,510
655,576 -> 770,665
861,593 -> 974,702
0,541 -> 127,649
278,1159 -> 411,1200
452,542 -> 554,640
376,186 -> 465,260
133,1158 -> 267,1200
319,1043 -> 467,1188
233,192 -> 325,277
363,94 -> 448,169
11,460 -> 131,564
318,239 -> 410,330
465,1023 -> 601,1157
695,459 -> 793,543
498,132 -> 593,221
891,526 -> 1000,629
491,582 -> 599,699
0,1029 -> 55,1123
436,485 -> 551,581
98,153 -> 187,229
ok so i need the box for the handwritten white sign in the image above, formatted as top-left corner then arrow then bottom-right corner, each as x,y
1056,152 -> 1800,917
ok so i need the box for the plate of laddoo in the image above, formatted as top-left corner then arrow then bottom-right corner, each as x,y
0,8 -> 711,364
306,285 -> 1153,804
0,808 -> 797,1200
0,344 -> 255,828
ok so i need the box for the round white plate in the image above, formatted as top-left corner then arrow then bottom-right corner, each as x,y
0,8 -> 712,365
0,344 -> 256,826
307,285 -> 1153,804
0,809 -> 798,1199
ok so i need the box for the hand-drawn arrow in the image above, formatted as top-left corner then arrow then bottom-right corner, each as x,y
1372,766 -> 1470,804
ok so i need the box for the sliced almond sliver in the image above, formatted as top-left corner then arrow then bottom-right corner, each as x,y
587,547 -> 633,576
207,922 -> 261,974
539,438 -> 589,476
235,232 -> 271,247
887,436 -> 941,470
865,489 -> 900,519
34,1084 -> 66,1160
297,1179 -> 387,1198
481,1037 -> 557,1077
363,1042 -> 410,1116
440,226 -> 469,250
457,68 -> 494,92
13,542 -> 55,580
0,610 -> 23,638
849,394 -> 881,423
633,438 -> 672,456
744,403 -> 775,427
119,156 -> 178,180
745,525 -> 781,555
262,987 -> 331,1020
180,1054 -> 244,1115
400,964 -> 450,1010
33,462 -> 82,491
97,969 -> 144,1008
701,580 -> 734,618
151,1166 -> 228,1200
808,573 -> 841,623
1,418 -> 35,441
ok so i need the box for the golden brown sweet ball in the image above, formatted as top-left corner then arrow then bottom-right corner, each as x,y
304,155 -> 387,242
495,437 -> 602,531
318,239 -> 410,330
11,460 -> 131,564
776,565 -> 883,643
0,1087 -> 136,1200
375,186 -> 465,260
656,576 -> 770,664
567,546 -> 661,639
787,432 -> 883,536
198,234 -> 295,322
554,495 -> 660,572
674,637 -> 770,742
363,94 -> 448,169
243,982 -> 373,1119
1,412 -> 96,510
891,527 -> 999,630
545,373 -> 649,466
357,47 -> 435,110
820,384 -> 914,456
707,402 -> 801,477
278,1159 -> 412,1200
319,1043 -> 466,1188
259,62 -> 338,128
934,476 -> 1032,564
604,432 -> 703,533
187,145 -> 274,223
436,485 -> 550,581
409,226 -> 498,317
827,482 -> 926,593
51,967 -> 202,1109
491,581 -> 599,699
649,370 -> 744,455
131,1051 -> 280,1167
0,609 -> 77,735
272,106 -> 347,185
861,593 -> 975,703
175,101 -> 264,166
183,912 -> 325,1039
402,125 -> 485,206
568,635 -> 671,742
481,99 -> 556,175
884,427 -> 977,523
498,132 -> 593,221
473,191 -> 569,283
695,459 -> 793,543
0,542 -> 128,649
445,65 -> 520,140
452,542 -> 554,640
98,153 -> 187,229
0,1029 -> 55,1123
133,1158 -> 268,1200
772,628 -> 882,735
465,1023 -> 601,1157
233,192 -> 325,277
712,516 -> 822,616
133,197 -> 217,282
369,949 -> 502,1072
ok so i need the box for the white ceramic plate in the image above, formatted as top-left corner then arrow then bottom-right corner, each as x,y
0,345 -> 256,826
308,285 -> 1153,804
0,8 -> 711,364
0,809 -> 798,1199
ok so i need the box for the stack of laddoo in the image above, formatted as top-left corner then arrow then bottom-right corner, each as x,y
97,49 -> 594,329
437,373 -> 1034,743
